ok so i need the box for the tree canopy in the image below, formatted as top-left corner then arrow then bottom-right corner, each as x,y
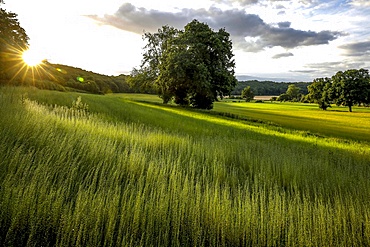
310,69 -> 370,112
241,86 -> 254,102
330,69 -> 370,112
0,3 -> 29,80
307,77 -> 331,110
133,19 -> 237,109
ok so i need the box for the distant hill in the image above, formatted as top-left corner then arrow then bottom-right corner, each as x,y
1,61 -> 136,94
2,62 -> 312,96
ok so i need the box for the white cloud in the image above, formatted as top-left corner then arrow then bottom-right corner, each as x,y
350,0 -> 370,7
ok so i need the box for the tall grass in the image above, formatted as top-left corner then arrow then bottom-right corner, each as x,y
1,87 -> 370,246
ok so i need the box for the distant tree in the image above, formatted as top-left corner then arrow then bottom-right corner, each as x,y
286,84 -> 300,101
0,5 -> 29,80
308,77 -> 332,110
277,93 -> 290,102
330,69 -> 370,112
137,19 -> 237,109
241,86 -> 254,102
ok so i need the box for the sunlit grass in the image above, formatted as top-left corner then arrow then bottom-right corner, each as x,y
131,100 -> 370,154
1,87 -> 370,246
213,100 -> 370,142
106,93 -> 370,142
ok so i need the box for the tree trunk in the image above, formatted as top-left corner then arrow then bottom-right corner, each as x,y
349,104 -> 352,112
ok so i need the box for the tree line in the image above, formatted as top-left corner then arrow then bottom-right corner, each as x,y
236,70 -> 370,113
232,80 -> 310,96
308,69 -> 370,112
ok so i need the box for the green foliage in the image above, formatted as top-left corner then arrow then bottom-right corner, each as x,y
241,86 -> 254,102
127,67 -> 156,94
0,5 -> 29,80
311,69 -> 370,112
286,84 -> 300,100
277,84 -> 301,102
330,69 -> 370,112
277,93 -> 290,101
138,19 -> 237,109
308,77 -> 331,110
129,25 -> 179,97
1,87 -> 370,246
0,6 -> 29,51
232,80 -> 311,96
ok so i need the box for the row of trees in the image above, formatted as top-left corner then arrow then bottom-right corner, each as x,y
130,20 -> 237,109
239,84 -> 303,102
232,80 -> 310,96
308,69 -> 370,112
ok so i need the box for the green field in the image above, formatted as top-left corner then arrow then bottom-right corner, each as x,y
213,101 -> 370,142
1,87 -> 370,246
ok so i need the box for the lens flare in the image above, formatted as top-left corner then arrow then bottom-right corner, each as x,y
77,76 -> 85,83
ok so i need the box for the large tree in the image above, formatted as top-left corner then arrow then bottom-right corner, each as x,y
0,3 -> 29,80
307,77 -> 332,110
330,69 -> 370,112
136,19 -> 237,109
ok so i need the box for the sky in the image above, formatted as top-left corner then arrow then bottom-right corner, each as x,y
3,0 -> 370,81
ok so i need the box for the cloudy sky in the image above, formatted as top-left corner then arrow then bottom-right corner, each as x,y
4,0 -> 370,81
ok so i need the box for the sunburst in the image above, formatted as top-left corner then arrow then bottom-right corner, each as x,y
22,49 -> 44,67
1,42 -> 58,85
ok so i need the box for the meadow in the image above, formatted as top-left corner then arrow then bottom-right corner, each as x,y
213,100 -> 370,142
1,87 -> 370,246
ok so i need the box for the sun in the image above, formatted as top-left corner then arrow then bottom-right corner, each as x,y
22,49 -> 44,66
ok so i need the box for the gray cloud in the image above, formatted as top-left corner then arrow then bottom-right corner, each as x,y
88,3 -> 344,52
303,61 -> 367,77
210,0 -> 296,7
211,0 -> 258,5
277,21 -> 291,28
87,3 -> 190,33
290,69 -> 318,73
272,52 -> 294,59
210,0 -> 316,7
339,40 -> 370,56
275,4 -> 286,9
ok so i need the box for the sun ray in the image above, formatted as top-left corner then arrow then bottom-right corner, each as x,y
1,40 -> 67,88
